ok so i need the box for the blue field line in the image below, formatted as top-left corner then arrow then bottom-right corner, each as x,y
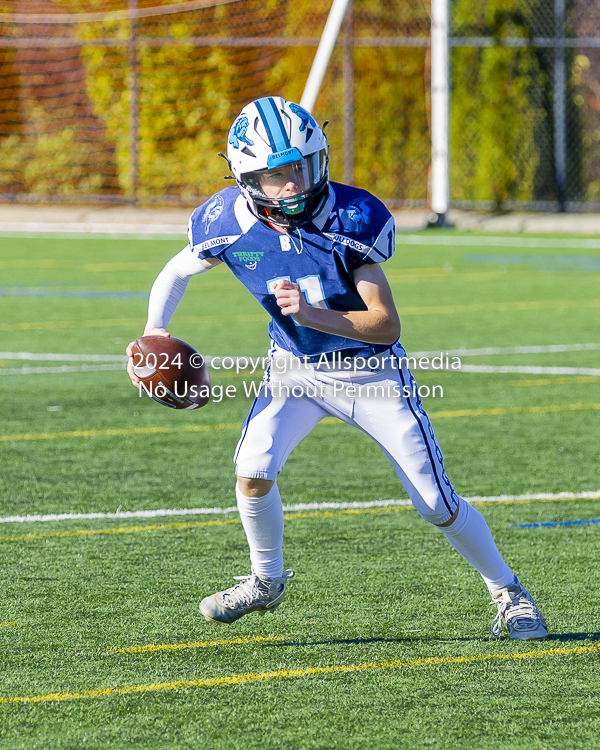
512,518 -> 600,529
0,288 -> 149,299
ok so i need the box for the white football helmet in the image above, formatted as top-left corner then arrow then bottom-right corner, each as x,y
226,96 -> 329,228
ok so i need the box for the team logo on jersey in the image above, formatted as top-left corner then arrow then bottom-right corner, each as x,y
229,116 -> 254,149
232,250 -> 264,270
279,235 -> 292,252
344,198 -> 371,234
202,194 -> 224,234
289,103 -> 317,133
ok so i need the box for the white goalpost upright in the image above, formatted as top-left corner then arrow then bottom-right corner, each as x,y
300,0 -> 352,113
429,0 -> 451,227
300,0 -> 450,222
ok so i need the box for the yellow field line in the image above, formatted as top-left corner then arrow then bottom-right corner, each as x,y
111,635 -> 286,654
510,376 -> 600,387
388,271 -> 561,284
428,403 -> 600,418
472,494 -> 600,506
284,507 -> 409,521
0,314 -> 267,332
0,517 -> 241,542
1,403 -> 599,444
0,507 -> 412,542
0,622 -> 20,628
0,260 -> 155,271
2,497 -> 599,543
2,643 -> 599,704
2,299 -> 599,333
0,318 -> 148,332
0,422 -> 243,443
397,299 -> 600,316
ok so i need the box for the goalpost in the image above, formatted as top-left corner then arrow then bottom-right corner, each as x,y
429,0 -> 450,226
300,0 -> 450,223
300,0 -> 352,114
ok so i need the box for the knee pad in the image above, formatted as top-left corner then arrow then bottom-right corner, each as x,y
413,491 -> 462,527
437,497 -> 469,535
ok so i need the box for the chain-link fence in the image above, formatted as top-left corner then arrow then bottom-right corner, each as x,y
450,0 -> 600,211
0,0 -> 430,207
0,0 -> 599,211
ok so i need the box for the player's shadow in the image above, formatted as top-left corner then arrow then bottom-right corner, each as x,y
546,632 -> 600,642
268,632 -> 600,648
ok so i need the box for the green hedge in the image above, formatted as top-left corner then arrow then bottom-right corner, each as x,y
0,0 -> 580,204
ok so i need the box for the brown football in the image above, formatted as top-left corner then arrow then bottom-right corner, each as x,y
130,336 -> 211,410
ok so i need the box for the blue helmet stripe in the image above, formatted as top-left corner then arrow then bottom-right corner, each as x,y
255,97 -> 290,153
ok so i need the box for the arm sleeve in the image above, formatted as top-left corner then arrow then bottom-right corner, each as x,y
145,245 -> 210,330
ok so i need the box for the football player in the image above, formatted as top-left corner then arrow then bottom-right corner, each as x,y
127,96 -> 547,640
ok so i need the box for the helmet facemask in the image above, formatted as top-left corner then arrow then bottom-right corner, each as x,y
240,148 -> 328,228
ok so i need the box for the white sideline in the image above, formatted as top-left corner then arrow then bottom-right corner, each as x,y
1,342 -> 598,362
0,222 -> 186,236
1,490 -> 598,525
411,343 -> 600,357
400,235 -> 600,249
0,352 -> 128,362
460,365 -> 600,376
1,343 -> 599,377
0,364 -> 127,375
3,363 -> 600,377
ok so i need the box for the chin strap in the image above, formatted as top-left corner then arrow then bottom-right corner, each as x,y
289,229 -> 303,254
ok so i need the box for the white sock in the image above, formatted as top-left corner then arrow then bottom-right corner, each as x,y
441,500 -> 514,594
236,482 -> 284,580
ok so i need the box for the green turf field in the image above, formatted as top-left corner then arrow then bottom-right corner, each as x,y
1,231 -> 599,749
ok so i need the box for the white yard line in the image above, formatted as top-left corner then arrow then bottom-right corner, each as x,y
459,365 -> 600,376
1,343 -> 599,378
2,363 -> 599,376
2,343 -> 598,363
0,223 -> 186,236
1,490 -> 598,525
410,343 -> 600,357
399,235 -> 600,249
0,352 -> 128,362
0,364 -> 127,375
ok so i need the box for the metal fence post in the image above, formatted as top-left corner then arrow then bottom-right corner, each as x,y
554,0 -> 567,212
129,0 -> 139,203
343,0 -> 354,185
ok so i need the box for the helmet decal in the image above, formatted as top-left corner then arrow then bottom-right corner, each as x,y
344,198 -> 371,234
226,96 -> 329,228
289,103 -> 317,133
254,98 -> 291,153
229,116 -> 254,150
202,194 -> 224,234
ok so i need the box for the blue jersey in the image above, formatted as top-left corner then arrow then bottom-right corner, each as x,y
187,183 -> 396,358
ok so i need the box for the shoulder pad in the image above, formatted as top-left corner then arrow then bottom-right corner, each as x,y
323,184 -> 395,264
187,187 -> 244,259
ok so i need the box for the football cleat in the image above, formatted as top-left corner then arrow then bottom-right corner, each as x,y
199,569 -> 295,624
490,578 -> 548,640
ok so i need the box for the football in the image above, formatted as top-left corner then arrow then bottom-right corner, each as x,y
130,335 -> 211,410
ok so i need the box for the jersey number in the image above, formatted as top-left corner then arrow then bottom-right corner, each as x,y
267,275 -> 329,309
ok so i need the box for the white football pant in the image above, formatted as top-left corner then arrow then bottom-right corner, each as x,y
236,342 -> 458,524
234,342 -> 513,591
